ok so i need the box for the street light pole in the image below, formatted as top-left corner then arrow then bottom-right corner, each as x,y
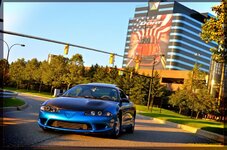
6,43 -> 25,62
0,39 -> 25,62
1,39 -> 25,86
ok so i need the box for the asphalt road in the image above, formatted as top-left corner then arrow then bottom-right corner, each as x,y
2,94 -> 224,149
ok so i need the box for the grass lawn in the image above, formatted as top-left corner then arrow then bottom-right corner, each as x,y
3,97 -> 25,107
136,105 -> 225,135
5,87 -> 53,98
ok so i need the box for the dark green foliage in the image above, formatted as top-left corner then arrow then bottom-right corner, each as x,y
6,55 -> 167,105
169,64 -> 217,119
0,59 -> 9,87
24,58 -> 40,90
64,54 -> 85,89
9,58 -> 26,89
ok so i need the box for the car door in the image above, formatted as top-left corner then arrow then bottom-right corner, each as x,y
119,90 -> 135,127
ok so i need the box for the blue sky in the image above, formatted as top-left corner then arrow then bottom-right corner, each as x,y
3,2 -> 219,67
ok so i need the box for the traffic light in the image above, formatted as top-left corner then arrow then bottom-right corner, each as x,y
64,44 -> 69,55
135,61 -> 140,72
134,55 -> 141,72
109,53 -> 115,64
118,70 -> 123,76
130,72 -> 133,79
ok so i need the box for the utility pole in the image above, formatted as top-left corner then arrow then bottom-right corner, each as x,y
147,54 -> 164,112
147,56 -> 156,111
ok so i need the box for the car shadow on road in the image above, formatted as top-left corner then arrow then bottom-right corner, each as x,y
118,118 -> 219,144
120,129 -> 215,144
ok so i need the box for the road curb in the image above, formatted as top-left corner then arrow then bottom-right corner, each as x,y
137,113 -> 226,144
2,99 -> 28,112
17,101 -> 28,110
19,92 -> 51,99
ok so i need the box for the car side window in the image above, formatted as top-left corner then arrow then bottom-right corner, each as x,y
64,86 -> 82,97
119,90 -> 127,99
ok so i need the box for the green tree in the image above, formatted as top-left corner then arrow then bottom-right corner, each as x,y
64,54 -> 85,89
169,89 -> 189,114
193,88 -> 216,119
105,66 -> 119,84
0,59 -> 9,87
115,67 -> 134,96
200,1 -> 227,101
92,66 -> 109,83
129,73 -> 150,105
24,58 -> 40,90
70,53 -> 84,66
9,58 -> 26,89
169,64 -> 216,118
49,55 -> 68,93
86,64 -> 99,82
148,71 -> 166,111
40,60 -> 51,91
201,1 -> 225,50
184,64 -> 209,118
40,55 -> 67,93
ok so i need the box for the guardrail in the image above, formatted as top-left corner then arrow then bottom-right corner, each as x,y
0,90 -> 18,98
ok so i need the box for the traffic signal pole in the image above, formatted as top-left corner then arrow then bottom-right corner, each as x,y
1,30 -> 114,55
0,30 -> 145,73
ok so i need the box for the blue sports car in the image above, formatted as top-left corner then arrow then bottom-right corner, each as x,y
38,83 -> 136,138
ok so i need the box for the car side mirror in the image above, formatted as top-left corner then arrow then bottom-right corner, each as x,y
121,98 -> 129,103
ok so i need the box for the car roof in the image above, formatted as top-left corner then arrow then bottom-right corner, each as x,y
76,83 -> 119,89
86,83 -> 118,88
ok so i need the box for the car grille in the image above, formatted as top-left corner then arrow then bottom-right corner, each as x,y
48,120 -> 92,130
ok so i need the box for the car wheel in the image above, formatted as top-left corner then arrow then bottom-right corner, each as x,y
110,116 -> 121,138
127,115 -> 135,133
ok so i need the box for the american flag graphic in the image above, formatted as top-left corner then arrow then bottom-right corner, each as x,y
127,14 -> 172,68
131,14 -> 172,43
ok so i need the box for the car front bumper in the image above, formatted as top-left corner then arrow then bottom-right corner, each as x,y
38,110 -> 116,133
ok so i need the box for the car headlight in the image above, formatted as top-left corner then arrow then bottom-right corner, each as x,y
105,112 -> 112,117
40,105 -> 59,112
84,111 -> 112,117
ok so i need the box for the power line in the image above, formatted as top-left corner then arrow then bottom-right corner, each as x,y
0,30 -> 127,59
1,30 -> 163,73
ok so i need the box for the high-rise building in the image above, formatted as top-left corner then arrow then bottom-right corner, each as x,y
122,1 -> 217,73
123,1 -> 226,113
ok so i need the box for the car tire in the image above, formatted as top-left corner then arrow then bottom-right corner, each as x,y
127,115 -> 135,133
110,116 -> 121,138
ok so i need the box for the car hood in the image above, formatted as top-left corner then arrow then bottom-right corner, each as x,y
44,97 -> 118,111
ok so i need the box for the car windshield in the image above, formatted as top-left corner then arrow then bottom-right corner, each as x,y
62,85 -> 119,101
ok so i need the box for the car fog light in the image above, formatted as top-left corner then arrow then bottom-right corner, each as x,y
106,112 -> 112,117
97,111 -> 102,116
91,111 -> 96,116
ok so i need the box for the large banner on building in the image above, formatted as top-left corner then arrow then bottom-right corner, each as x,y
126,14 -> 173,69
